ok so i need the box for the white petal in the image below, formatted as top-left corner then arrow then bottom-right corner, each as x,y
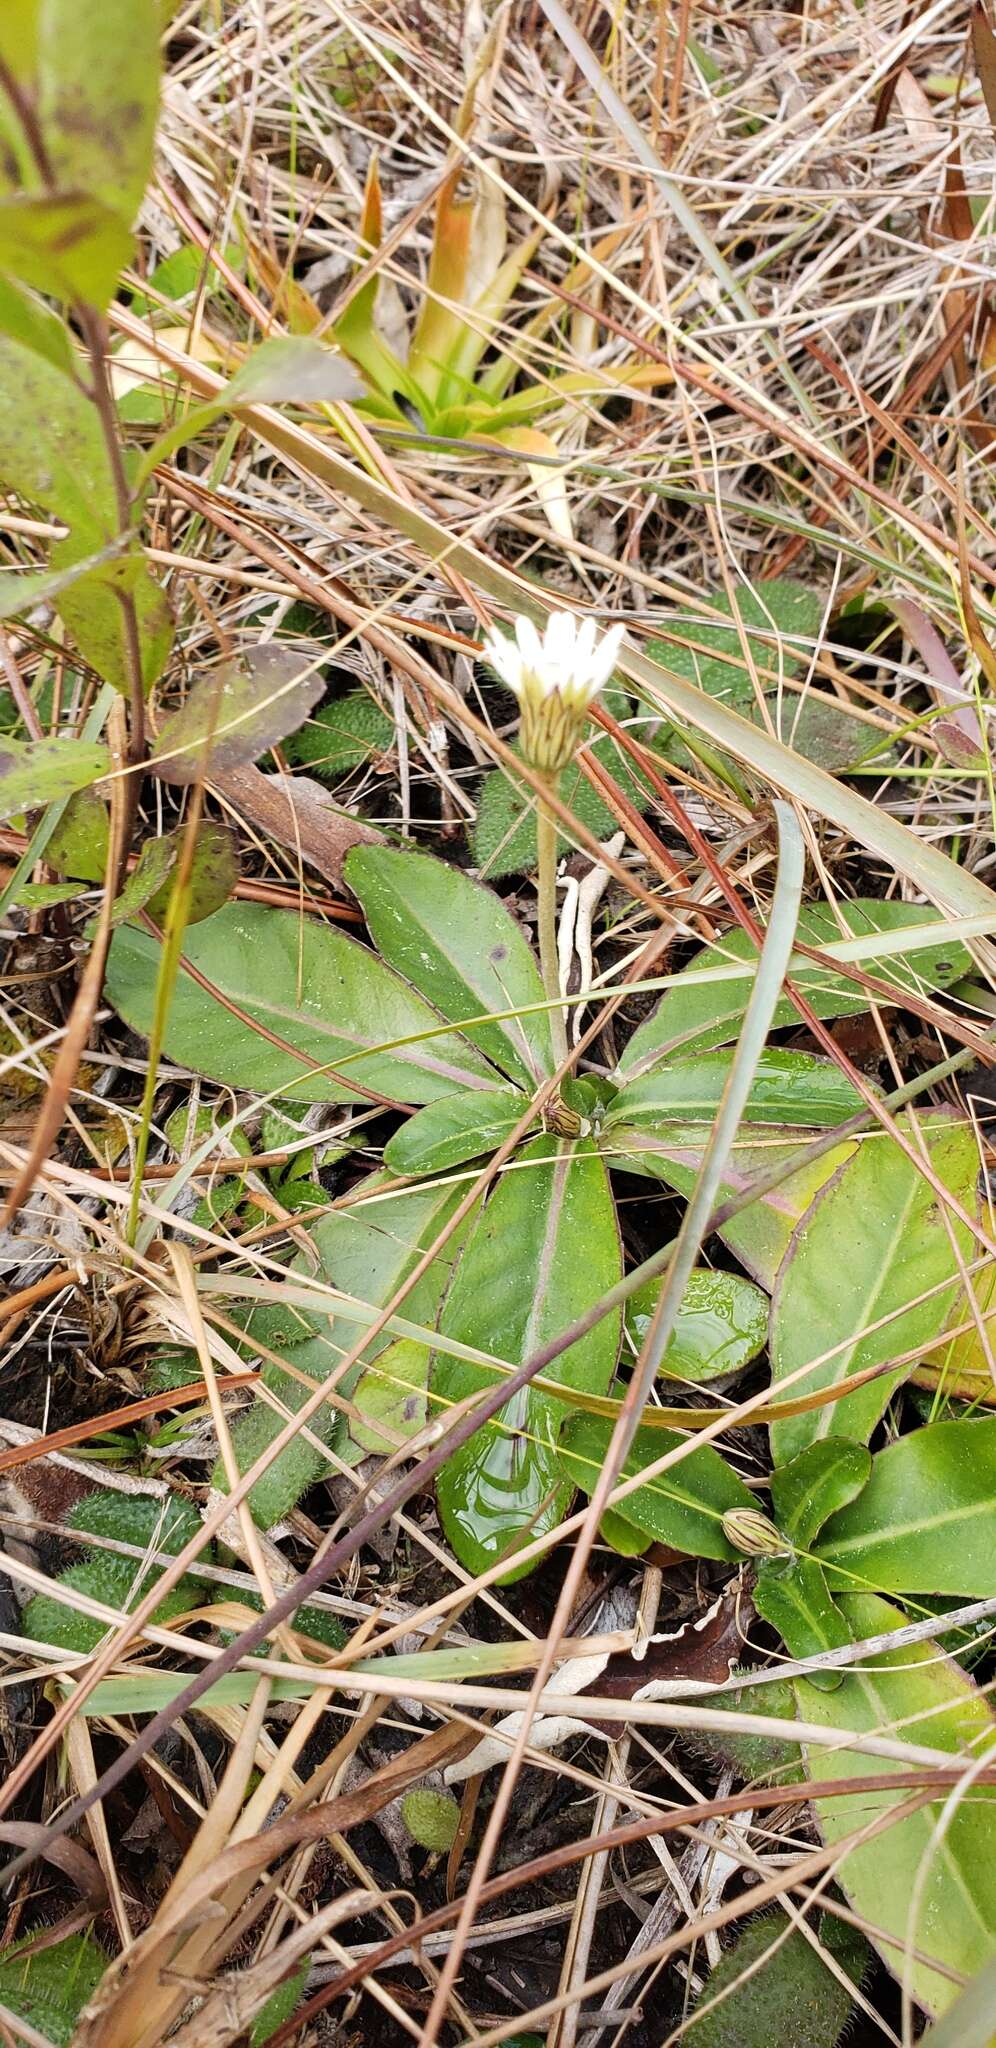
546,612 -> 575,669
574,615 -> 597,671
514,615 -> 543,672
594,623 -> 625,684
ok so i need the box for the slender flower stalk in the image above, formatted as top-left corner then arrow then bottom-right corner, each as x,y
482,612 -> 624,1066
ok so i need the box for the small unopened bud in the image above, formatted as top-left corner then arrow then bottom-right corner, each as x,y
482,612 -> 625,776
401,1786 -> 460,1852
722,1508 -> 793,1559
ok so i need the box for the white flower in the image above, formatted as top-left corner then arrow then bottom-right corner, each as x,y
482,611 -> 625,773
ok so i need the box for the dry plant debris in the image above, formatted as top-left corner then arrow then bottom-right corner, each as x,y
1,3 -> 996,2046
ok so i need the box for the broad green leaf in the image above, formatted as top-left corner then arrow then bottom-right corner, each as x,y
770,1114 -> 981,1465
45,786 -> 109,880
150,643 -> 327,782
54,546 -> 173,696
795,1593 -> 996,2016
687,1910 -> 868,2048
0,273 -> 73,371
0,191 -> 134,305
607,1049 -> 868,1130
644,578 -> 823,706
145,820 -> 238,926
0,734 -> 108,821
384,1088 -> 526,1175
559,1411 -> 754,1559
435,1135 -> 621,1579
771,1439 -> 871,1550
0,332 -> 115,544
351,1336 -> 429,1453
12,878 -> 81,907
104,900 -> 499,1106
754,1557 -> 852,1689
818,1418 -> 996,1597
599,1506 -> 651,1555
218,1178 -> 463,1527
605,1125 -> 859,1292
924,1252 -> 996,1404
619,902 -> 971,1076
622,1265 -> 768,1384
347,843 -> 555,1086
0,537 -> 128,623
92,833 -> 175,934
37,0 -> 159,228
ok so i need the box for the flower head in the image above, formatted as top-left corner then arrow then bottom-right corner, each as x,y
483,611 -> 625,775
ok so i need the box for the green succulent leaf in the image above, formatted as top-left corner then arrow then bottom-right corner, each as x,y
559,1412 -> 755,1560
753,1557 -> 852,1690
770,1114 -> 981,1465
607,1049 -> 868,1130
795,1594 -> 996,2017
434,1135 -> 621,1579
622,1265 -> 768,1384
771,1439 -> 872,1550
217,1177 -> 464,1527
619,902 -> 971,1076
384,1088 -> 527,1175
0,1933 -> 108,2048
817,1418 -> 996,1597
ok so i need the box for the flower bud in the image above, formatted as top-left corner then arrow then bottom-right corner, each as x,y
722,1508 -> 793,1559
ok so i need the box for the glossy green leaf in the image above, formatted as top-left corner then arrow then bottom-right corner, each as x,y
435,1136 -> 621,1579
818,1418 -> 996,1597
795,1593 -> 996,2016
351,1336 -> 429,1453
619,902 -> 971,1076
770,1114 -> 980,1466
559,1411 -> 755,1559
622,1265 -> 768,1383
0,191 -> 134,305
54,546 -> 173,696
37,0 -> 159,228
384,1088 -> 527,1175
645,578 -> 822,706
754,1557 -> 851,1689
771,1439 -> 871,1550
0,734 -> 108,821
104,900 -> 499,1106
0,332 -> 115,544
608,1050 -> 868,1130
150,643 -> 327,783
599,1506 -> 651,1555
347,843 -> 555,1086
218,1178 -> 463,1527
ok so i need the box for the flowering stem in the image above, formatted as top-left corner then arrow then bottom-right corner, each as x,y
536,780 -> 568,1065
